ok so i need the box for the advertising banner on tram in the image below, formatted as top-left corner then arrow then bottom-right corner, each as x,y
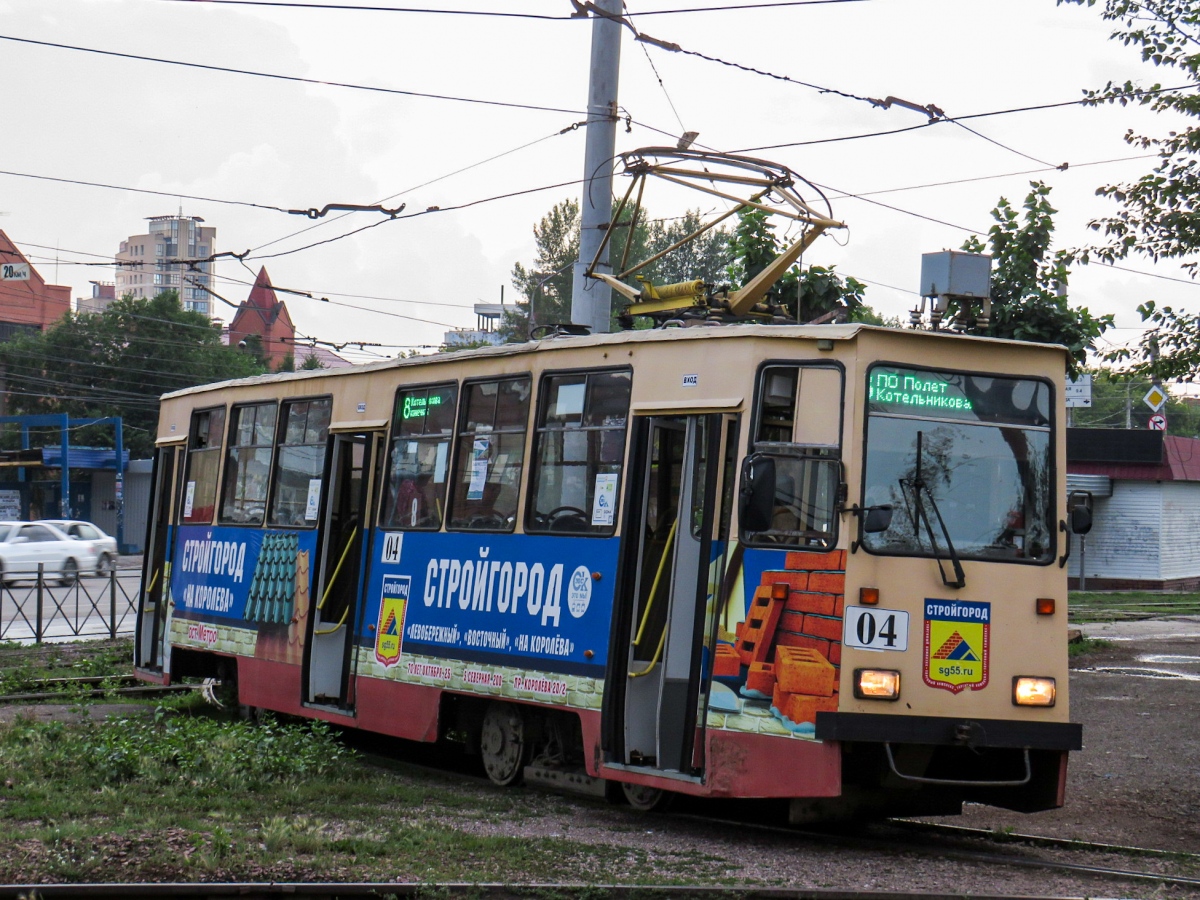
363,531 -> 619,677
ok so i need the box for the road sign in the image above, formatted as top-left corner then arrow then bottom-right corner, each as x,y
1,262 -> 30,281
1066,374 -> 1093,408
1149,413 -> 1167,431
1144,385 -> 1168,412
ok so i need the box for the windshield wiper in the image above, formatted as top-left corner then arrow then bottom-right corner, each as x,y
902,430 -> 966,589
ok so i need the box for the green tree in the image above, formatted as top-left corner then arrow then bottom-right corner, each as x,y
504,199 -> 581,341
725,207 -> 868,323
1062,0 -> 1200,375
1063,0 -> 1200,271
0,291 -> 266,456
1070,368 -> 1200,437
641,209 -> 731,286
959,182 -> 1112,376
238,333 -> 267,368
298,351 -> 326,370
504,199 -> 729,339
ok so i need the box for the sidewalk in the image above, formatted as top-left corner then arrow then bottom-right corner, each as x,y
1079,615 -> 1200,640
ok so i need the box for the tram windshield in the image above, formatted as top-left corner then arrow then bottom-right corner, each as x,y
861,365 -> 1054,564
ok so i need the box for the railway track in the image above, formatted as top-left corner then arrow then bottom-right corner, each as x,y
0,674 -> 210,704
886,818 -> 1200,860
1,654 -> 1191,896
354,745 -> 1200,894
0,883 -> 1149,899
0,731 -> 1191,896
693,813 -> 1200,892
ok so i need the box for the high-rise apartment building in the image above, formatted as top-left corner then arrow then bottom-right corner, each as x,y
114,215 -> 216,316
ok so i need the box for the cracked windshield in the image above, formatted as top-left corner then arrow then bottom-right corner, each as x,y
862,365 -> 1054,563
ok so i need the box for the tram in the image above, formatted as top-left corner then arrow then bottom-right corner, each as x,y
134,321 -> 1083,819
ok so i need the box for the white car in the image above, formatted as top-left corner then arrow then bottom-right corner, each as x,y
39,519 -> 119,576
0,521 -> 89,584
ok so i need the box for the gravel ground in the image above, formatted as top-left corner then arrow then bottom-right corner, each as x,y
412,617 -> 1200,898
4,622 -> 1198,897
929,617 -> 1200,855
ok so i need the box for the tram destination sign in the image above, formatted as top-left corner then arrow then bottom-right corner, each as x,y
869,364 -> 1051,427
869,366 -> 974,415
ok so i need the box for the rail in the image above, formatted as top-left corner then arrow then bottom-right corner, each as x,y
0,563 -> 138,643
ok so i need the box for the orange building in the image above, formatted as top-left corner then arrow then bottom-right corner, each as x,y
227,267 -> 296,371
0,230 -> 71,339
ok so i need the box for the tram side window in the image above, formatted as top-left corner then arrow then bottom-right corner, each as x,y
268,397 -> 332,527
527,369 -> 631,535
384,382 -> 457,530
220,402 -> 278,525
182,406 -> 226,524
741,364 -> 842,549
448,376 -> 531,531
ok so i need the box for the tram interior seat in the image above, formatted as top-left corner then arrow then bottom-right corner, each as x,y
453,482 -> 513,529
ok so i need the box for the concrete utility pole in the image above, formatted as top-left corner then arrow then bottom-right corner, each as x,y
571,0 -> 622,335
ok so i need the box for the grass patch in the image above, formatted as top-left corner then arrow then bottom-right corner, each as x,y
1068,591 -> 1200,623
0,642 -> 742,885
0,706 -> 669,883
1067,636 -> 1115,657
0,639 -> 134,698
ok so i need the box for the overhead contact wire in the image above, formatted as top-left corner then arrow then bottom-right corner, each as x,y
0,34 -> 587,116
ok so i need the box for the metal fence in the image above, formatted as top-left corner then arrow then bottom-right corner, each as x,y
0,565 -> 138,643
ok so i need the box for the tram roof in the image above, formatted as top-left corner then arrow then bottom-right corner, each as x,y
162,322 -> 1069,402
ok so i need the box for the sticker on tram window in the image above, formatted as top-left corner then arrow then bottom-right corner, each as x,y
305,479 -> 322,520
843,606 -> 909,651
467,439 -> 489,500
591,473 -> 618,526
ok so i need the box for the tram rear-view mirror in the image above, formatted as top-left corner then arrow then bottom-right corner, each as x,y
862,504 -> 893,534
739,453 -> 776,532
1068,490 -> 1093,535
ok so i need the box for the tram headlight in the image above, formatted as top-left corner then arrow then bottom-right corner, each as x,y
1012,676 -> 1056,707
854,668 -> 900,700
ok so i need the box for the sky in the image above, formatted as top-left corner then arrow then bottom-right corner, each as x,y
0,0 -> 1195,365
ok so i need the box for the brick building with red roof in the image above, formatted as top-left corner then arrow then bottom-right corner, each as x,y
226,267 -> 296,371
0,230 -> 71,340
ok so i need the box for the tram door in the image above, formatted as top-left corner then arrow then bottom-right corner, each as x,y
614,413 -> 727,774
136,443 -> 184,675
304,430 -> 381,710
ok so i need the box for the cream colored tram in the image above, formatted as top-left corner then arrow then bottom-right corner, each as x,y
135,323 -> 1080,818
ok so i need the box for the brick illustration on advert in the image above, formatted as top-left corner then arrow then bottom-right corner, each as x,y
711,547 -> 845,739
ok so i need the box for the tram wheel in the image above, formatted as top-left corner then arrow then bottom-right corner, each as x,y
480,702 -> 526,786
621,781 -> 671,812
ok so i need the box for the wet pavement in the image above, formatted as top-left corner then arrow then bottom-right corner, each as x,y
1078,616 -> 1200,682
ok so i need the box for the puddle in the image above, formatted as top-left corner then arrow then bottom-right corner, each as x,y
1088,666 -> 1182,679
1139,654 -> 1200,665
1083,666 -> 1200,682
